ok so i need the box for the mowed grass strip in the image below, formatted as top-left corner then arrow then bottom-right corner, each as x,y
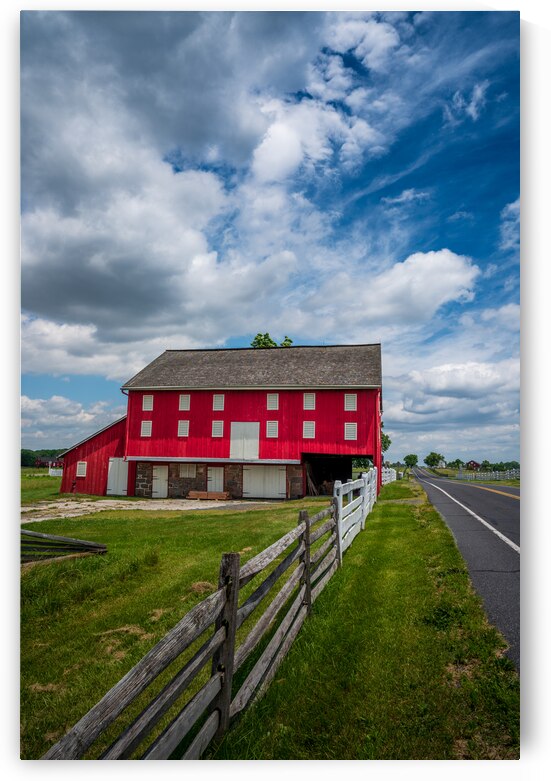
20,500 -> 323,759
209,480 -> 519,760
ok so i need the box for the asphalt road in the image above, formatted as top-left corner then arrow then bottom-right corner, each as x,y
413,467 -> 520,671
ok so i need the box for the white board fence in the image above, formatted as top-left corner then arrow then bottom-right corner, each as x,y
333,469 -> 379,562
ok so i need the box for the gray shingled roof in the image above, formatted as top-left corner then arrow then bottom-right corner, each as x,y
122,344 -> 382,390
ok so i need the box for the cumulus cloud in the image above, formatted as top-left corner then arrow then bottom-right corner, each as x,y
21,394 -> 126,449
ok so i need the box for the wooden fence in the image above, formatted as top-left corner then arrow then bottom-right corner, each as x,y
381,467 -> 397,485
21,529 -> 107,565
42,502 -> 339,760
333,470 -> 377,563
458,469 -> 520,481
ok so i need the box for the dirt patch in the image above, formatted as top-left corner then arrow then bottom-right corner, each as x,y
149,608 -> 168,622
21,497 -> 276,524
445,660 -> 480,687
190,581 -> 216,594
29,682 -> 64,693
98,624 -> 153,639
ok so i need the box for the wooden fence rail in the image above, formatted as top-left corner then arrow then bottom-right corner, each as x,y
42,472 -> 383,761
21,529 -> 107,564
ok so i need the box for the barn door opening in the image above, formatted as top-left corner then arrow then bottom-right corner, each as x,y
106,458 -> 128,496
230,422 -> 260,460
152,465 -> 168,498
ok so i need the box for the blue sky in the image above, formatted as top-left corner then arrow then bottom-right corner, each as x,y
20,8 -> 521,464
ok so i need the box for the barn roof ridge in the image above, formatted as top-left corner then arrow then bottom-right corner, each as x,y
162,342 -> 382,352
122,343 -> 382,391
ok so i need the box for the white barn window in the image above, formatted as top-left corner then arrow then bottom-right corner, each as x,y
303,393 -> 316,410
345,422 -> 357,440
344,393 -> 357,411
178,420 -> 190,437
213,394 -> 225,411
303,421 -> 315,439
76,461 -> 87,477
212,420 -> 224,437
179,394 -> 190,411
266,421 -> 279,438
267,393 -> 279,410
142,394 -> 154,411
179,464 -> 196,478
141,420 -> 152,437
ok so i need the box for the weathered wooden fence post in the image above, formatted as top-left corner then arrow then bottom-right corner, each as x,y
299,509 -> 312,614
211,552 -> 240,739
332,485 -> 343,566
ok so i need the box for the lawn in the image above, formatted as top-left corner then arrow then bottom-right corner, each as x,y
21,469 -> 63,504
20,485 -> 519,760
20,499 -> 324,759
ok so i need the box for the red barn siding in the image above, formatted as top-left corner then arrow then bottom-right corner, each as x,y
60,418 -> 127,496
126,389 -> 381,464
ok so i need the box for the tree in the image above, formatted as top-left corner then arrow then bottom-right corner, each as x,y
447,458 -> 464,470
424,451 -> 444,467
352,457 -> 373,470
481,460 -> 492,471
404,454 -> 418,468
381,422 -> 391,453
21,449 -> 36,467
250,333 -> 293,348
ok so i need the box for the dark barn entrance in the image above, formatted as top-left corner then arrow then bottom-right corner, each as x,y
303,454 -> 362,496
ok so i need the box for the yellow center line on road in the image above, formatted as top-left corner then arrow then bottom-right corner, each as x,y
415,471 -> 520,500
457,484 -> 520,500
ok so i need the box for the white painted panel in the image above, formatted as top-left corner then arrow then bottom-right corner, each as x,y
207,466 -> 224,492
152,465 -> 168,498
230,422 -> 259,460
107,458 -> 128,496
243,465 -> 286,498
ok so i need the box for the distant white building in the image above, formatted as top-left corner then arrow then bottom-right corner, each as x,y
437,459 -> 446,468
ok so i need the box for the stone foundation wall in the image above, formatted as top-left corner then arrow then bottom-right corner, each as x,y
134,462 -> 305,500
224,464 -> 243,498
168,463 -> 207,498
287,464 -> 304,499
135,462 -> 153,497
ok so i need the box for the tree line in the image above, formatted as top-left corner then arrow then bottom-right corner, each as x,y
401,453 -> 520,470
21,449 -> 64,467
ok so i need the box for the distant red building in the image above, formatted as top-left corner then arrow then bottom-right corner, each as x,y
60,344 -> 383,499
465,460 -> 481,471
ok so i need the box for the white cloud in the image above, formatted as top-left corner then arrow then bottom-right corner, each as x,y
381,188 -> 430,206
500,197 -> 520,252
21,394 -> 126,450
444,80 -> 491,125
326,16 -> 400,72
252,122 -> 304,182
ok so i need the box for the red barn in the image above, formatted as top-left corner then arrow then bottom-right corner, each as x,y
60,344 -> 383,499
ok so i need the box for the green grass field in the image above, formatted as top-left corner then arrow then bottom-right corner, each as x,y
20,484 -> 519,760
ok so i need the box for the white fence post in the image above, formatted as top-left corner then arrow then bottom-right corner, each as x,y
333,480 -> 343,566
360,472 -> 368,529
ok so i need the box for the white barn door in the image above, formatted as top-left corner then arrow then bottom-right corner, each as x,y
152,465 -> 168,498
243,465 -> 286,499
207,466 -> 224,493
230,422 -> 260,460
106,458 -> 128,496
